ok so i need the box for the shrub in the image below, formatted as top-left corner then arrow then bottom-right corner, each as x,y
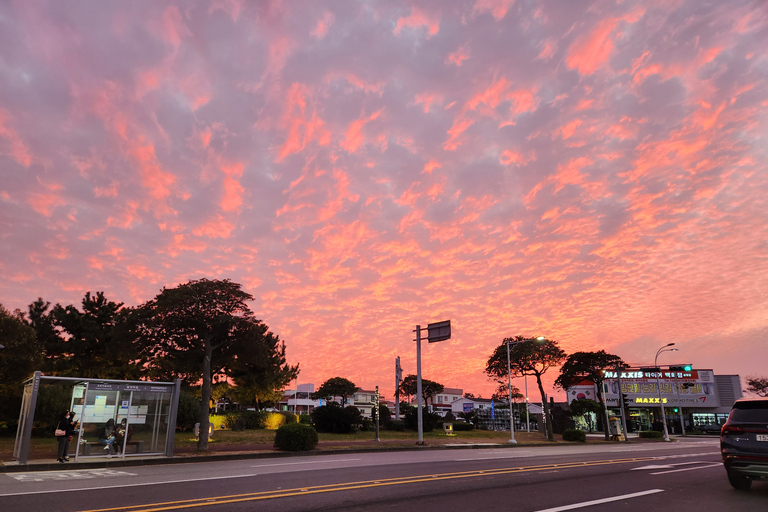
264,412 -> 288,430
360,418 -> 375,431
444,411 -> 456,421
639,430 -> 664,439
452,422 -> 474,432
377,404 -> 392,427
209,414 -> 228,430
404,407 -> 440,432
274,423 -> 318,451
386,419 -> 406,431
562,429 -> 586,442
299,413 -> 311,425
242,411 -> 267,429
176,391 -> 201,431
311,404 -> 363,433
280,411 -> 299,424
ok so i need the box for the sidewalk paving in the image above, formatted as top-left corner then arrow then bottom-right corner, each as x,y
1,434 -> 683,474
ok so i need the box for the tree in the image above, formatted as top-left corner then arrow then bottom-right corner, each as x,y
24,298 -> 66,374
398,374 -> 444,406
311,377 -> 358,405
485,337 -> 566,441
746,377 -> 768,397
554,350 -> 624,440
0,304 -> 43,424
228,321 -> 299,409
125,278 -> 282,451
569,399 -> 602,432
50,292 -> 139,379
491,383 -> 523,403
310,403 -> 363,433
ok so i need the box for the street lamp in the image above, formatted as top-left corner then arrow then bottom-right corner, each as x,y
654,343 -> 678,442
506,336 -> 546,444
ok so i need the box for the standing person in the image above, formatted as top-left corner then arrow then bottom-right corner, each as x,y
55,411 -> 72,463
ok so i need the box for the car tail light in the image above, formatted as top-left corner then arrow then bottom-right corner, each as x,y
721,425 -> 744,435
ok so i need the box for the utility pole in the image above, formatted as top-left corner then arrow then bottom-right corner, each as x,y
395,357 -> 402,421
414,320 -> 451,445
374,386 -> 380,442
615,366 -> 628,440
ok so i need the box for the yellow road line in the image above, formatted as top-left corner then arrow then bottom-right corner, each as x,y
77,456 -> 662,512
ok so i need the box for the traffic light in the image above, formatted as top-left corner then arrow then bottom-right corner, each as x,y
673,407 -> 679,413
621,393 -> 630,406
670,364 -> 693,371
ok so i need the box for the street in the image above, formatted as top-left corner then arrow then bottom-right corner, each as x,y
1,438 -> 765,511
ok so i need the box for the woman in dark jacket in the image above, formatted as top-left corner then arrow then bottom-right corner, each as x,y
55,411 -> 72,463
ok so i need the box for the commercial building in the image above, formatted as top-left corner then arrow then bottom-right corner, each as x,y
566,368 -> 742,433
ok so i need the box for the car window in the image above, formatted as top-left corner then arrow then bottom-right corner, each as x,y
730,402 -> 768,422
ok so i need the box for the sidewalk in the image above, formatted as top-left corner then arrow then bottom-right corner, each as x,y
1,435 -> 669,474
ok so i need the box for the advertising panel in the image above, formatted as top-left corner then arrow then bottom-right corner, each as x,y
600,369 -> 718,408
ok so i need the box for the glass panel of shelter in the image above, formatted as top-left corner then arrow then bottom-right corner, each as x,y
74,386 -> 172,460
128,390 -> 171,455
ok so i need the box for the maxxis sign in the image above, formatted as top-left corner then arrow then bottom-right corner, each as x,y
601,369 -> 719,408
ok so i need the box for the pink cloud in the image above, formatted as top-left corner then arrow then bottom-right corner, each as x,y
445,45 -> 469,66
311,11 -> 335,39
0,110 -> 32,167
277,83 -> 330,161
566,18 -> 619,75
342,110 -> 382,153
193,214 -> 236,239
560,118 -> 582,139
393,7 -> 440,38
473,0 -> 515,21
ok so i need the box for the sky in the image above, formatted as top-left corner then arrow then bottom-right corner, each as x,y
1,0 -> 767,401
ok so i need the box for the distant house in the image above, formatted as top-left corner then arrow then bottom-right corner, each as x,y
408,387 -> 464,417
429,387 -> 463,416
450,397 -> 495,414
279,383 -> 321,414
353,388 -> 384,419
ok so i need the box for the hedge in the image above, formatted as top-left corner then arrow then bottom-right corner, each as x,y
562,429 -> 586,442
274,423 -> 319,451
638,430 -> 664,439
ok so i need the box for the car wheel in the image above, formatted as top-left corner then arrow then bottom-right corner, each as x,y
727,472 -> 752,491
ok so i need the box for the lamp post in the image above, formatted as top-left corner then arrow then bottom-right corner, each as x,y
506,337 -> 546,444
654,343 -> 678,442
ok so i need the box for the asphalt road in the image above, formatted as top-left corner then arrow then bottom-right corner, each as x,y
2,437 -> 766,512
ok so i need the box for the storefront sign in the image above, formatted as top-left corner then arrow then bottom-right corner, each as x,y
601,368 -> 719,408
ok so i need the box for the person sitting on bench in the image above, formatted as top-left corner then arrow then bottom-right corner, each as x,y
99,419 -> 117,455
114,419 -> 133,454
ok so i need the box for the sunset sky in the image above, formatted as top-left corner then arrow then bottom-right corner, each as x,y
1,0 -> 767,400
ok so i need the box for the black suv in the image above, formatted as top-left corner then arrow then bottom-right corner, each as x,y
720,398 -> 768,490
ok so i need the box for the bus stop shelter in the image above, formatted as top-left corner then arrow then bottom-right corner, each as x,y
14,371 -> 181,464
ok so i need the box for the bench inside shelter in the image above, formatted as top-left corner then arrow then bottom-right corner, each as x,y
81,440 -> 145,456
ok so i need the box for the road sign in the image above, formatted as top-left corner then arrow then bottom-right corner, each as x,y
427,320 -> 451,342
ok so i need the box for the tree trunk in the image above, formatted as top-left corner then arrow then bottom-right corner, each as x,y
198,339 -> 213,451
594,379 -> 610,440
535,373 -> 554,441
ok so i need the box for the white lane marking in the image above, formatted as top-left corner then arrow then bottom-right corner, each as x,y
7,469 -> 136,483
533,489 -> 664,512
650,463 -> 722,475
0,473 -> 258,497
631,461 -> 708,471
250,458 -> 360,468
